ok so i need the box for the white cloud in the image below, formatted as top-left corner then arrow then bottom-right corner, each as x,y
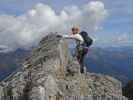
0,1 -> 108,52
112,33 -> 133,44
117,34 -> 128,42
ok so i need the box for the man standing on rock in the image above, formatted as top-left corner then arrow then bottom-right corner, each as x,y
60,26 -> 93,73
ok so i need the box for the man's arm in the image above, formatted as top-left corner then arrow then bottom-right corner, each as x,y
63,34 -> 76,39
63,34 -> 84,42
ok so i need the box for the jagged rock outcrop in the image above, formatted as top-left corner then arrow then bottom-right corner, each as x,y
0,34 -> 128,100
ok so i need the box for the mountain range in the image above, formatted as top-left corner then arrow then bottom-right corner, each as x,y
85,46 -> 133,85
0,48 -> 30,80
0,45 -> 133,85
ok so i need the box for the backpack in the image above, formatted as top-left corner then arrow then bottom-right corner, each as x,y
79,31 -> 93,47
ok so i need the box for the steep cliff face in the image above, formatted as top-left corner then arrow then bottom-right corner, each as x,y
0,34 -> 127,100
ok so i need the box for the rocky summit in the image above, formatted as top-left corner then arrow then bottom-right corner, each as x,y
0,34 -> 128,100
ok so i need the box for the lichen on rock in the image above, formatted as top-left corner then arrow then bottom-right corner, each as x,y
0,34 -> 128,100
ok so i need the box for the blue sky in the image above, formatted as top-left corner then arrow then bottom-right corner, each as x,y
0,0 -> 133,50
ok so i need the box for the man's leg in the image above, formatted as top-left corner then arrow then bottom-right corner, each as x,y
80,52 -> 85,73
77,49 -> 85,73
76,46 -> 88,73
79,48 -> 88,73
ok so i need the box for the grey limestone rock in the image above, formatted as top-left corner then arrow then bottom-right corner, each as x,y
0,34 -> 128,100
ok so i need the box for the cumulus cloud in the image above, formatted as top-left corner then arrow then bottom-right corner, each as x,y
0,1 -> 108,52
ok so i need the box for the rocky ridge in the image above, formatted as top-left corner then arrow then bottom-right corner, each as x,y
0,34 -> 127,100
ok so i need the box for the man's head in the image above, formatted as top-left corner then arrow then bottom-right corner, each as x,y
71,26 -> 80,34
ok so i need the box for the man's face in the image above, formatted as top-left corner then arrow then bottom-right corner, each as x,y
72,28 -> 79,34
